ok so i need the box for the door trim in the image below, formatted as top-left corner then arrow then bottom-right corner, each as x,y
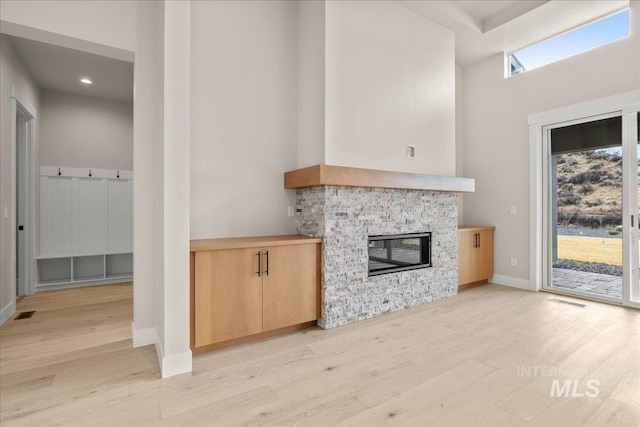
11,85 -> 37,300
529,90 -> 640,308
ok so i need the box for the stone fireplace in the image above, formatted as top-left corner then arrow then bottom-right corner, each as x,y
285,165 -> 474,329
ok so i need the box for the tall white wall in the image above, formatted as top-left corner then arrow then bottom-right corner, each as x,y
324,0 -> 455,176
0,34 -> 40,323
297,0 -> 326,168
160,0 -> 191,377
132,0 -> 160,349
455,65 -> 464,224
190,0 -> 298,239
39,90 -> 133,170
462,1 -> 640,286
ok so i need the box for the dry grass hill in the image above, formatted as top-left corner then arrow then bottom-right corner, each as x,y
556,150 -> 624,226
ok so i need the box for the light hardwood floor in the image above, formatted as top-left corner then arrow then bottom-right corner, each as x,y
1,283 -> 639,426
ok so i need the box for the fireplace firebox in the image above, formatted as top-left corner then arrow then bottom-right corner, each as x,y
367,232 -> 432,276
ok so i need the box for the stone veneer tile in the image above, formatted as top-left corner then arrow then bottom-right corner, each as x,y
296,186 -> 458,329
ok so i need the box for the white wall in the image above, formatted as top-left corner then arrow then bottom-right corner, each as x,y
455,64 -> 464,224
0,34 -> 40,323
462,1 -> 640,286
160,0 -> 191,377
190,0 -> 298,239
324,0 -> 455,176
39,90 -> 133,170
132,0 -> 159,350
297,0 -> 326,168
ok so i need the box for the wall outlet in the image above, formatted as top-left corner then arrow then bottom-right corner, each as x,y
3,207 -> 7,219
510,205 -> 517,215
510,257 -> 518,267
287,206 -> 294,217
406,145 -> 416,159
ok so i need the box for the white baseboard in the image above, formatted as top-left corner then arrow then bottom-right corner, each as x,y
0,300 -> 16,325
153,330 -> 192,379
160,350 -> 193,379
490,274 -> 534,291
131,323 -> 156,347
154,331 -> 164,371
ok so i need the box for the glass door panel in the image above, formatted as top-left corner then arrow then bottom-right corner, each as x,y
632,111 -> 640,305
546,115 -> 624,303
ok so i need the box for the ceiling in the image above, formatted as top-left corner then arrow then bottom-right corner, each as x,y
398,0 -> 629,67
7,35 -> 133,102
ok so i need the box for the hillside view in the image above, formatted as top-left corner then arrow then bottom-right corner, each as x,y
556,150 -> 625,228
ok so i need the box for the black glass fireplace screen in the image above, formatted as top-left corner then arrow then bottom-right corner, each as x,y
368,232 -> 432,276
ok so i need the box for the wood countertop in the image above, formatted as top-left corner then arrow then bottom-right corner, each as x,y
190,234 -> 322,252
284,165 -> 475,192
458,225 -> 496,232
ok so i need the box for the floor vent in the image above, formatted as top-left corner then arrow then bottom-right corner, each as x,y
14,311 -> 36,320
547,298 -> 586,308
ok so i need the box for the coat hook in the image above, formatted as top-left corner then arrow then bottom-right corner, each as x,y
89,168 -> 92,177
117,170 -> 120,179
58,168 -> 61,176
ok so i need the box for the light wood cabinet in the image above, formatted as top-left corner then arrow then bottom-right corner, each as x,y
262,244 -> 318,332
194,248 -> 263,347
458,226 -> 495,286
190,235 -> 321,354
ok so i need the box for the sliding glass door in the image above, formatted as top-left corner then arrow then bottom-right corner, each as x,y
543,109 -> 640,307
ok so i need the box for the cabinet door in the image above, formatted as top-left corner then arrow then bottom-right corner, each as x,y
75,178 -> 108,253
194,249 -> 262,347
476,230 -> 494,281
107,179 -> 133,252
262,244 -> 318,332
40,176 -> 73,254
457,230 -> 477,285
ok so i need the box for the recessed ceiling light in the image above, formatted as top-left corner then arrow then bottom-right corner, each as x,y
80,78 -> 93,85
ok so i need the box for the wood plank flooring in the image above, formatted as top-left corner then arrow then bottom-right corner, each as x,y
1,283 -> 638,426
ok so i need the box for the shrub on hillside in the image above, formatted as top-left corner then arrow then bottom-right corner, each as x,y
578,183 -> 594,195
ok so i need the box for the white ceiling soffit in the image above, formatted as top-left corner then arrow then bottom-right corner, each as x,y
8,35 -> 133,102
397,0 -> 630,67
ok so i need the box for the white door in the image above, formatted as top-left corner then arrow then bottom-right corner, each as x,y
16,113 -> 27,296
15,106 -> 34,297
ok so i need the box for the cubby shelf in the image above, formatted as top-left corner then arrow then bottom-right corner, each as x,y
36,252 -> 133,290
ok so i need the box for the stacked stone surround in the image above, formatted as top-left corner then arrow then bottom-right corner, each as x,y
296,185 -> 458,329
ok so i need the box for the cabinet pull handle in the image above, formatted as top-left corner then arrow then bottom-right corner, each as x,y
257,251 -> 261,276
477,233 -> 481,248
265,250 -> 269,276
